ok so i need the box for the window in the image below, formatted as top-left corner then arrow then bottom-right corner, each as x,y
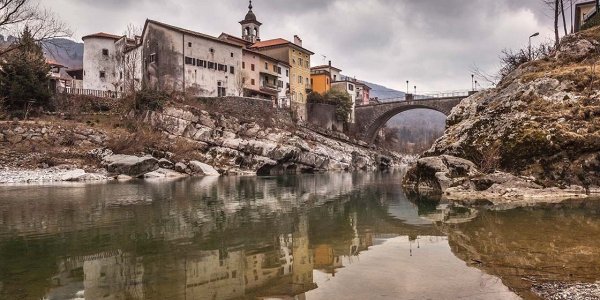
217,81 -> 226,97
306,78 -> 309,85
230,66 -> 235,74
298,76 -> 302,84
306,61 -> 309,68
277,67 -> 282,74
251,79 -> 255,85
197,59 -> 204,67
209,48 -> 215,54
99,71 -> 106,79
188,42 -> 192,47
299,58 -> 303,66
286,70 -> 289,77
349,84 -> 354,91
218,64 -> 227,72
185,56 -> 195,65
242,77 -> 246,84
292,59 -> 296,65
242,62 -> 246,69
273,65 -> 277,72
278,80 -> 283,88
251,64 -> 255,71
265,62 -> 268,70
102,49 -> 109,56
208,62 -> 215,69
119,71 -> 123,79
231,52 -> 234,58
149,53 -> 156,63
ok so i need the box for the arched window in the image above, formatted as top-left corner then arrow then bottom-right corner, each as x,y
245,27 -> 250,36
254,27 -> 258,37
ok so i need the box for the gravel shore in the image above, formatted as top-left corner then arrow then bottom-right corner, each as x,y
0,167 -> 109,184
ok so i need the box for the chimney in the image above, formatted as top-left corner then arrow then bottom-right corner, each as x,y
294,35 -> 303,47
328,60 -> 332,67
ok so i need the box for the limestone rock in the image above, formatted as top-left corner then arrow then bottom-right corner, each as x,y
144,168 -> 188,179
61,169 -> 86,181
158,158 -> 174,169
116,174 -> 133,181
188,161 -> 220,176
103,155 -> 159,177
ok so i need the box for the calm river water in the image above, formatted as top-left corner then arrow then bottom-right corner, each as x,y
1,172 -> 599,300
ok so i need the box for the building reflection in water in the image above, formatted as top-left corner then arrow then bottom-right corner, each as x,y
0,172 -> 444,300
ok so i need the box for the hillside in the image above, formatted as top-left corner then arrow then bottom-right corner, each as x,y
404,27 -> 600,203
43,38 -> 84,69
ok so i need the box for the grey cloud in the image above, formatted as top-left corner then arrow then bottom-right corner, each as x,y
44,0 -> 554,91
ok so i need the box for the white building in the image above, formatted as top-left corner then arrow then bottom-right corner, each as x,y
277,62 -> 290,107
332,80 -> 357,123
82,33 -> 143,94
141,19 -> 243,96
82,33 -> 120,91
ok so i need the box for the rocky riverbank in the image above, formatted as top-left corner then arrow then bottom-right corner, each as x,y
405,27 -> 600,204
0,99 -> 412,184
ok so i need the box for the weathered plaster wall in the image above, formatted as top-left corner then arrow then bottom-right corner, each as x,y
143,22 -> 242,97
307,103 -> 344,132
83,37 -> 118,91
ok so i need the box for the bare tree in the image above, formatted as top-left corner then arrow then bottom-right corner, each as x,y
119,24 -> 142,96
560,0 -> 568,37
234,70 -> 247,96
0,0 -> 71,57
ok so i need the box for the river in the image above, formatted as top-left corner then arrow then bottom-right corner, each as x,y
0,172 -> 599,300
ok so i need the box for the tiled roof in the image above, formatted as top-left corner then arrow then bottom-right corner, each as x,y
81,32 -> 122,40
311,65 -> 342,72
252,38 -> 289,48
251,38 -> 315,55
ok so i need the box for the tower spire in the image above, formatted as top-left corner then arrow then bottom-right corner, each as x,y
249,0 -> 253,11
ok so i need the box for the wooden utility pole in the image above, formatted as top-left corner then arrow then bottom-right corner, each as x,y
561,0 -> 568,36
555,0 -> 560,48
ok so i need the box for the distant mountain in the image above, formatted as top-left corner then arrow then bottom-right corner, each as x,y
43,38 -> 84,69
363,81 -> 406,100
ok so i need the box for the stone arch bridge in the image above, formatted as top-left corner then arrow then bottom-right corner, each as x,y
354,93 -> 473,143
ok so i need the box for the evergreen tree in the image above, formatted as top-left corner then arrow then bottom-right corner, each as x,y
0,26 -> 50,111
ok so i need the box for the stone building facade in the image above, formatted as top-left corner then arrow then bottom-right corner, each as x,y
142,20 -> 243,96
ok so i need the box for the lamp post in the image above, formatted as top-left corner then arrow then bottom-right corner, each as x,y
529,32 -> 540,61
406,80 -> 409,95
471,74 -> 475,91
414,85 -> 417,95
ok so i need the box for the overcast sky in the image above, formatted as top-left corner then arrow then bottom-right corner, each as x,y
43,0 -> 566,93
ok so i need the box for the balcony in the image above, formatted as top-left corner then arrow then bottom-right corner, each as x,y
260,81 -> 280,95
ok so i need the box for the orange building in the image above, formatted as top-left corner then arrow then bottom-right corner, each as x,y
310,62 -> 342,95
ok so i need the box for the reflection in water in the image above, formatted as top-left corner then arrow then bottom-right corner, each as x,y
0,173 -> 598,299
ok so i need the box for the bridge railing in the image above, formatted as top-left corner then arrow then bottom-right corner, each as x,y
369,89 -> 482,104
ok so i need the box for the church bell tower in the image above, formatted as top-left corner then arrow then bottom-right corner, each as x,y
240,0 -> 262,43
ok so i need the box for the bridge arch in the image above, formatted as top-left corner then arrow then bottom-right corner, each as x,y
363,105 -> 450,144
353,96 -> 466,143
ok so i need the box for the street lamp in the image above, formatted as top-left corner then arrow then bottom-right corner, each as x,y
471,74 -> 475,91
406,80 -> 409,95
414,85 -> 417,95
529,32 -> 540,61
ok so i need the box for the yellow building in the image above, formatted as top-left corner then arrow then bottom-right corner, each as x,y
251,36 -> 313,120
310,63 -> 343,95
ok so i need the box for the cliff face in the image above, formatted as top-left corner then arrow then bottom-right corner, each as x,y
408,28 -> 600,194
142,105 -> 406,175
